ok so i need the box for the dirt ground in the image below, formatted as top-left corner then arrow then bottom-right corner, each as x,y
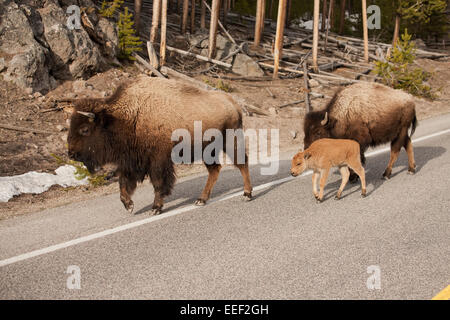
1,57 -> 450,219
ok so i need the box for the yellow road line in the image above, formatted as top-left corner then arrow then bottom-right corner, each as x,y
432,285 -> 450,300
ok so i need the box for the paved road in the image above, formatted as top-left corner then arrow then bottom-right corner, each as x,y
1,114 -> 449,299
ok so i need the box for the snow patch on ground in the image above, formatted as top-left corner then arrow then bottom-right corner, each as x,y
0,165 -> 88,202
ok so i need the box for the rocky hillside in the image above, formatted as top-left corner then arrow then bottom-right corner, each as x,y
0,0 -> 118,93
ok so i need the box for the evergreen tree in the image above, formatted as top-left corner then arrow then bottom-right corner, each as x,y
118,7 -> 143,60
99,0 -> 124,18
373,29 -> 435,99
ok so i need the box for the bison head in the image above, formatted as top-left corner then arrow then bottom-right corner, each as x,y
303,111 -> 332,149
290,150 -> 311,177
67,102 -> 114,173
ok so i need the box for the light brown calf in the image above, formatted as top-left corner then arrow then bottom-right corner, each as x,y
290,138 -> 367,202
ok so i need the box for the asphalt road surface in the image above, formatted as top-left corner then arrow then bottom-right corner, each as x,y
1,114 -> 449,299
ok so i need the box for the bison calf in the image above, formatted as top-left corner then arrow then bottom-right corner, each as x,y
290,138 -> 367,202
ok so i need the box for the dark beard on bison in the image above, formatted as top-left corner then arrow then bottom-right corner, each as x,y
75,156 -> 100,174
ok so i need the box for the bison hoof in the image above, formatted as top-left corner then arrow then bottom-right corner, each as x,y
382,175 -> 390,180
123,202 -> 134,214
242,192 -> 252,202
195,199 -> 206,206
150,207 -> 162,215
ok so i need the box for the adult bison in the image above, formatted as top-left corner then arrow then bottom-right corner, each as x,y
303,82 -> 417,180
68,76 -> 252,214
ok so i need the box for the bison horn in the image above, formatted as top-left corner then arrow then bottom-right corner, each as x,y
77,111 -> 95,119
321,112 -> 329,126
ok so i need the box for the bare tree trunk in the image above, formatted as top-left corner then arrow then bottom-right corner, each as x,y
223,0 -> 228,26
312,0 -> 320,72
339,0 -> 346,34
268,0 -> 274,19
191,0 -> 196,32
329,0 -> 335,31
392,14 -> 401,47
162,0 -> 167,66
325,0 -> 334,51
181,0 -> 189,33
273,0 -> 287,78
209,0 -> 220,59
150,0 -> 161,43
285,0 -> 291,26
200,0 -> 206,28
254,0 -> 265,46
303,62 -> 311,113
321,0 -> 328,31
362,0 -> 369,62
134,0 -> 142,34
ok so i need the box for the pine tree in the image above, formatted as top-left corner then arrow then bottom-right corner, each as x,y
99,0 -> 124,18
373,29 -> 435,99
390,0 -> 448,44
118,7 -> 143,60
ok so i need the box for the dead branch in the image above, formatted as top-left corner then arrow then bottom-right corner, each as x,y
166,45 -> 232,68
132,53 -> 166,78
0,124 -> 54,135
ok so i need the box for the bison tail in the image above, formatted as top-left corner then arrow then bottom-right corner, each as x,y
410,114 -> 418,137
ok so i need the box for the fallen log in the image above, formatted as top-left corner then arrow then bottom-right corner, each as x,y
0,124 -> 54,135
258,62 -> 304,76
166,45 -> 232,68
277,92 -> 324,109
132,53 -> 166,78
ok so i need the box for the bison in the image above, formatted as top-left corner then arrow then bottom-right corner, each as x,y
68,76 -> 252,214
303,82 -> 417,180
291,138 -> 367,202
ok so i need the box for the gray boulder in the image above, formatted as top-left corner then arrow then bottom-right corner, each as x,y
0,0 -> 119,93
38,2 -> 104,80
0,0 -> 51,92
232,54 -> 265,77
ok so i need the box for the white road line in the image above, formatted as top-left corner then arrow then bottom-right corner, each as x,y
1,128 -> 450,268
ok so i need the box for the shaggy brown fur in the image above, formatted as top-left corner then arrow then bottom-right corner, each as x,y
303,82 -> 417,180
68,76 -> 252,214
291,139 -> 366,202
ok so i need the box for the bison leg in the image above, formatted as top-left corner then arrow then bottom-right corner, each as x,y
235,155 -> 252,201
349,150 -> 366,183
119,174 -> 137,213
404,137 -> 416,174
335,166 -> 350,200
312,171 -> 320,200
149,162 -> 176,215
383,128 -> 407,179
195,164 -> 222,206
347,161 -> 367,197
317,168 -> 330,203
225,143 -> 252,201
